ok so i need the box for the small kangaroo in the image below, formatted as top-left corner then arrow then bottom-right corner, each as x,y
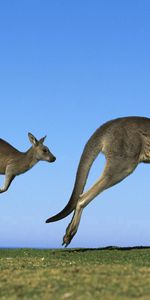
46,116 -> 150,246
0,133 -> 56,193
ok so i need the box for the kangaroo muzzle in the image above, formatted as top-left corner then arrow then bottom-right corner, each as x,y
50,155 -> 56,163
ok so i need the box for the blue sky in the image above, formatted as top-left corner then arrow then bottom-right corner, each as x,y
0,0 -> 150,248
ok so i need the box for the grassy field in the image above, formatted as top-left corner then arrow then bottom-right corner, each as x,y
0,247 -> 150,300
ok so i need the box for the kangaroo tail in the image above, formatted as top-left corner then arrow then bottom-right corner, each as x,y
46,128 -> 103,223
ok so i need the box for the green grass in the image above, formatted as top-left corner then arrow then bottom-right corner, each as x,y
1,247 -> 150,299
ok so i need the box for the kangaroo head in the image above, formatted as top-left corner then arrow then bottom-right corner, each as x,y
28,133 -> 56,163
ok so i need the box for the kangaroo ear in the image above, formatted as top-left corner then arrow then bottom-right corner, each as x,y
39,135 -> 47,144
28,133 -> 38,146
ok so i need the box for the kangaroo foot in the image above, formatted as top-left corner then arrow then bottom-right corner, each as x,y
62,223 -> 77,247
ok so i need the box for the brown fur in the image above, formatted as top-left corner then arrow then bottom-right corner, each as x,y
46,116 -> 150,246
0,133 -> 56,193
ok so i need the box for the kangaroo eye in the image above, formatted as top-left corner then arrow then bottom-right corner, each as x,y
43,148 -> 48,153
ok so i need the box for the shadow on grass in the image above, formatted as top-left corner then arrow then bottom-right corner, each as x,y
64,246 -> 150,253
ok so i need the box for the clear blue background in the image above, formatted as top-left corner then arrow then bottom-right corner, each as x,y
0,0 -> 150,248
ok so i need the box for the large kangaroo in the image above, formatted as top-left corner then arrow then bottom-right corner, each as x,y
46,116 -> 150,246
0,133 -> 56,193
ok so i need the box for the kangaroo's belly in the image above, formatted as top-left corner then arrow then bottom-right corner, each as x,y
0,157 -> 8,174
0,165 -> 6,174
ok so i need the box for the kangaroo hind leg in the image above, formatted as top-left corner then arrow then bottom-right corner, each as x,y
62,157 -> 138,247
